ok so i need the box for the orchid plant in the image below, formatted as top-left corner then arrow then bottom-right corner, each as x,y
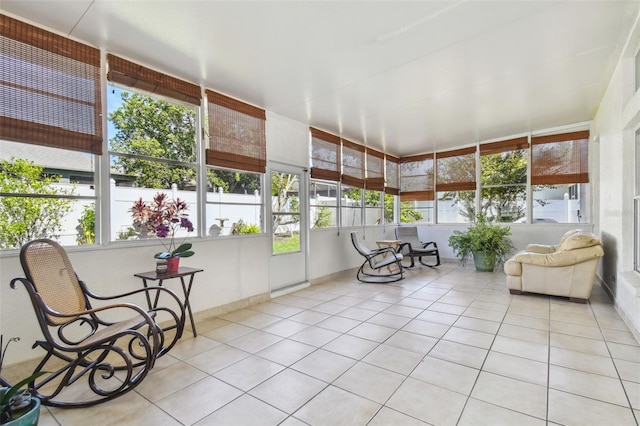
130,192 -> 195,259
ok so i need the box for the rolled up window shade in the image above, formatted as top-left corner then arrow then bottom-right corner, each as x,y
341,139 -> 365,188
436,147 -> 477,192
385,155 -> 400,195
206,90 -> 266,173
400,153 -> 434,201
107,54 -> 201,106
310,127 -> 341,181
1,14 -> 103,154
480,137 -> 529,156
531,131 -> 589,185
365,148 -> 385,191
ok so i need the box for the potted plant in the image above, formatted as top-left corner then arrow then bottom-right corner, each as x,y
448,214 -> 515,272
130,192 -> 195,272
1,336 -> 45,426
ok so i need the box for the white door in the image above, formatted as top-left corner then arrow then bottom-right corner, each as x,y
268,164 -> 308,292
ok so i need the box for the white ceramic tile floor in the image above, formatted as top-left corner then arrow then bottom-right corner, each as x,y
33,263 -> 640,425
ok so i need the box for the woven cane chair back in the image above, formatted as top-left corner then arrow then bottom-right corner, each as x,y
20,239 -> 86,325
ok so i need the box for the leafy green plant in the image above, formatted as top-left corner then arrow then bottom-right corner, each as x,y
448,214 -> 515,268
76,204 -> 96,245
312,204 -> 333,228
0,336 -> 46,423
231,219 -> 261,234
0,158 -> 74,250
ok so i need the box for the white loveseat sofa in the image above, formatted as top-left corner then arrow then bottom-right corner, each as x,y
504,229 -> 604,303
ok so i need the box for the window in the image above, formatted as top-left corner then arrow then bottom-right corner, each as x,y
364,190 -> 383,225
309,128 -> 341,229
480,137 -> 528,223
0,142 -> 96,249
364,148 -> 384,225
385,155 -> 400,224
341,185 -> 363,227
310,180 -> 338,228
436,147 -> 477,223
531,131 -> 589,223
205,90 -> 266,235
0,15 -> 101,249
400,154 -> 434,223
206,168 -> 262,236
272,172 -> 300,253
107,54 -> 202,241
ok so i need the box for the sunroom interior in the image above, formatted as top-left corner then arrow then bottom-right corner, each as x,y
1,1 -> 640,424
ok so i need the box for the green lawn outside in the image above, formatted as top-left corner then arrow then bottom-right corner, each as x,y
273,234 -> 300,254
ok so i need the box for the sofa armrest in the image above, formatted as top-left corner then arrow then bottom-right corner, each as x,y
512,245 -> 604,267
525,244 -> 557,254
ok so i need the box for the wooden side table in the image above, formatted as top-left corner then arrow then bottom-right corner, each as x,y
376,239 -> 401,273
134,267 -> 203,337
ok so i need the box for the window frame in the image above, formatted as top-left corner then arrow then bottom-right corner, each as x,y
106,83 -> 201,242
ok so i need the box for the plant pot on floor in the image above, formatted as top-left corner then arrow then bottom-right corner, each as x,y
0,388 -> 41,426
473,251 -> 496,272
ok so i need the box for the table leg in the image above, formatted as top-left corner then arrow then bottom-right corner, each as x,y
152,280 -> 164,309
180,275 -> 197,337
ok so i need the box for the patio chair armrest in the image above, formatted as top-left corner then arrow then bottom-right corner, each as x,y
398,242 -> 412,252
421,241 -> 438,249
372,246 -> 398,256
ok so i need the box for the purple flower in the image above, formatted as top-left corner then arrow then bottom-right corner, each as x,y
155,223 -> 170,238
181,218 -> 194,232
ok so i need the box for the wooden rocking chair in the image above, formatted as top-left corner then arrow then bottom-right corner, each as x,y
9,239 -> 185,408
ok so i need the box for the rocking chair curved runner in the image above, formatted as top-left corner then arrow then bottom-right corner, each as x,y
351,232 -> 404,283
9,239 -> 186,408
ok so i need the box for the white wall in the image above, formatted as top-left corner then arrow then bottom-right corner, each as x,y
0,235 -> 271,364
591,9 -> 640,338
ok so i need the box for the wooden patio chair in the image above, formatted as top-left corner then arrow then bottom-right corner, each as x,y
9,239 -> 185,408
350,232 -> 404,283
395,226 -> 441,268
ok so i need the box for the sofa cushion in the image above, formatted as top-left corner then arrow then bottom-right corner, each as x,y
559,232 -> 601,251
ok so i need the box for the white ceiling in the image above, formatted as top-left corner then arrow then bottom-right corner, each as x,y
3,1 -> 639,156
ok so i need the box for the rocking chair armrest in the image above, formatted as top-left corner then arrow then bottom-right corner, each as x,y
398,242 -> 412,251
421,241 -> 438,249
34,292 -> 156,325
370,246 -> 397,257
34,293 -> 160,344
